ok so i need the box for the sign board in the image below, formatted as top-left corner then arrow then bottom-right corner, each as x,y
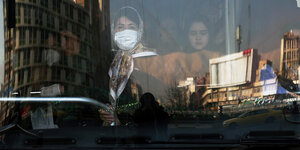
209,49 -> 256,88
41,84 -> 61,97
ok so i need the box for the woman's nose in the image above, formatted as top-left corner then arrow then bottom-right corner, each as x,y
196,34 -> 202,40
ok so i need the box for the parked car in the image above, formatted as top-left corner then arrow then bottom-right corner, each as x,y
223,109 -> 282,128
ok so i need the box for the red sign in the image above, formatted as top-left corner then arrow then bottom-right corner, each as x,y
243,48 -> 252,55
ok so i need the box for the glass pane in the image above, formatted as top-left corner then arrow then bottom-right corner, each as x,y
2,0 -> 300,148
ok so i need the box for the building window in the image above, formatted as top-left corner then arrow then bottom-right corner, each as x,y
41,30 -> 48,45
27,69 -> 31,83
34,8 -> 38,25
256,87 -> 261,93
63,20 -> 68,31
72,56 -> 77,68
50,32 -> 57,47
47,14 -> 51,28
29,0 -> 36,3
16,4 -> 21,24
52,0 -> 61,13
82,12 -> 86,25
65,69 -> 75,82
41,30 -> 45,44
80,44 -> 87,56
86,62 -> 91,73
35,8 -> 43,26
87,46 -> 91,58
64,85 -> 68,93
15,51 -> 20,67
57,0 -> 61,13
51,67 -> 61,80
76,25 -> 80,38
59,52 -> 68,66
18,70 -> 24,85
86,75 -> 90,86
19,27 -> 26,46
217,92 -> 225,99
59,17 -> 63,30
64,3 -> 69,17
56,33 -> 61,47
24,5 -> 31,24
47,14 -> 54,29
29,28 -> 37,44
214,93 -> 218,99
41,0 -> 48,8
70,5 -> 74,19
53,0 -> 57,11
34,48 -> 43,63
72,23 -> 76,34
78,10 -> 82,23
80,73 -> 85,85
23,49 -> 30,66
78,57 -> 82,70
39,67 -> 47,81
241,89 -> 251,96
29,28 -> 32,44
51,16 -> 55,29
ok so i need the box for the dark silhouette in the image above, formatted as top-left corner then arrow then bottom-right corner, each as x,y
133,93 -> 169,140
292,101 -> 299,114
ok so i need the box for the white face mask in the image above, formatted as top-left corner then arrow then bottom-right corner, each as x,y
114,29 -> 139,51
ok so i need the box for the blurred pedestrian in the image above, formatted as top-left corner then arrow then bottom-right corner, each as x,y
133,92 -> 169,140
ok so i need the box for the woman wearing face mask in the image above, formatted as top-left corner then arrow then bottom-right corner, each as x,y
103,7 -> 162,126
112,7 -> 158,57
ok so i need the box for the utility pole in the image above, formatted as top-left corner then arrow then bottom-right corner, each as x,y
236,25 -> 242,52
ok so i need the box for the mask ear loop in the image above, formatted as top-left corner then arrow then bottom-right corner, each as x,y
111,6 -> 144,51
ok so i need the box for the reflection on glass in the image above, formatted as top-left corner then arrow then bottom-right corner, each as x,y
2,0 -> 300,146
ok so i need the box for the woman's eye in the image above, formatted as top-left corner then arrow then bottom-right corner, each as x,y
129,25 -> 138,30
116,25 -> 124,31
200,30 -> 208,35
189,31 -> 196,36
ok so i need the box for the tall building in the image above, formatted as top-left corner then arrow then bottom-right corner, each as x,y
90,0 -> 111,96
2,0 -> 98,97
1,0 -> 111,126
280,30 -> 300,84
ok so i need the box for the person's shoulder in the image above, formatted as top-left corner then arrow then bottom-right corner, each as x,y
134,108 -> 142,114
133,108 -> 143,120
200,49 -> 221,56
158,107 -> 169,117
134,44 -> 158,54
197,49 -> 222,59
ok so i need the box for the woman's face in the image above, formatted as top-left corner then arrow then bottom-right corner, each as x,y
188,22 -> 209,50
115,16 -> 138,32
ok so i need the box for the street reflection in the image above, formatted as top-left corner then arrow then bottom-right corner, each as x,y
1,0 -> 300,135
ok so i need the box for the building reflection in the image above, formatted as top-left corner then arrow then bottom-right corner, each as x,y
1,0 -> 111,126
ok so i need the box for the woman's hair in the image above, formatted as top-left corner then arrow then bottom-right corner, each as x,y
140,92 -> 160,111
183,15 -> 212,52
113,7 -> 141,30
